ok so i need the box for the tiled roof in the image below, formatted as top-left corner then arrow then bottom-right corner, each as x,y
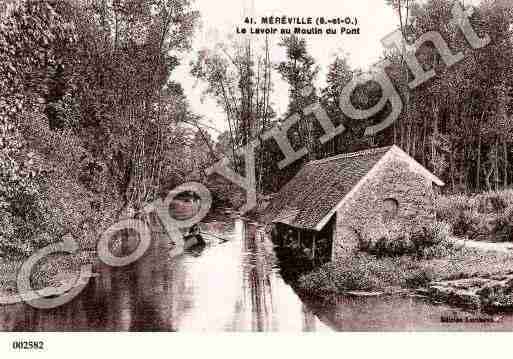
264,147 -> 392,230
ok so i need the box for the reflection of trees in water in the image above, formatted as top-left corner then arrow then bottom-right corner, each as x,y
237,222 -> 276,331
6,224 -> 178,331
0,218 -> 328,331
237,221 -> 326,332
127,225 -> 179,331
4,280 -> 100,331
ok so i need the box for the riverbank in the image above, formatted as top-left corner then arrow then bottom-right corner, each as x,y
293,189 -> 513,310
297,246 -> 513,311
0,218 -> 334,331
0,203 -> 231,302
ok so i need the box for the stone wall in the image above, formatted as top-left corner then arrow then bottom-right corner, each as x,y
332,152 -> 437,261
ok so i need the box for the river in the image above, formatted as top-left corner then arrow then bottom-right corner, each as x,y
1,217 -> 513,331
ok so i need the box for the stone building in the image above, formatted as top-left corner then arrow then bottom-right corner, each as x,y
265,146 -> 444,262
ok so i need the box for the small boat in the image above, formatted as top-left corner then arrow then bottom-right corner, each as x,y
200,231 -> 230,244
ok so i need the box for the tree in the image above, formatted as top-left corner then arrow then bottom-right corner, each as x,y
65,0 -> 199,214
0,0 -> 80,255
0,0 -> 203,256
191,36 -> 275,193
276,36 -> 320,160
326,0 -> 513,193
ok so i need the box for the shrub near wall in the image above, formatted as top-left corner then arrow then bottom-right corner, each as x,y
435,190 -> 513,241
357,220 -> 456,259
297,253 -> 433,293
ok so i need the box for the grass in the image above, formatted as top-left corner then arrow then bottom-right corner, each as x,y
295,190 -> 513,296
297,247 -> 513,295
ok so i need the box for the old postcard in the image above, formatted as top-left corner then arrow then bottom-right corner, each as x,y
1,0 -> 513,355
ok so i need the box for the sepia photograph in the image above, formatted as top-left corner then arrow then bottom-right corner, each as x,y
1,0 -> 513,355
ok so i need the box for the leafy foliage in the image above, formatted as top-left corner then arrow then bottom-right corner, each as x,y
0,0 -> 202,257
0,0 -> 77,255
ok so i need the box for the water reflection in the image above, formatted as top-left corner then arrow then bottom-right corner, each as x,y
4,218 -> 511,331
304,294 -> 513,331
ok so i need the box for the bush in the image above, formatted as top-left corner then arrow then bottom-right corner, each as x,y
355,220 -> 458,260
435,195 -> 480,236
421,239 -> 457,259
360,220 -> 449,258
359,220 -> 416,257
298,254 -> 408,292
297,253 -> 438,293
404,269 -> 433,288
424,220 -> 451,245
297,247 -> 513,295
412,220 -> 459,259
369,236 -> 414,258
435,194 -> 477,218
434,190 -> 513,240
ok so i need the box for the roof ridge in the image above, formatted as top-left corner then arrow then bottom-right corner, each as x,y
306,146 -> 392,166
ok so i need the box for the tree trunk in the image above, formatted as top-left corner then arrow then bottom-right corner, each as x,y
450,149 -> 456,192
476,123 -> 482,192
411,125 -> 417,158
431,102 -> 439,174
504,140 -> 508,188
422,116 -> 428,166
495,138 -> 500,191
463,139 -> 468,193
486,167 -> 493,192
393,121 -> 397,145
